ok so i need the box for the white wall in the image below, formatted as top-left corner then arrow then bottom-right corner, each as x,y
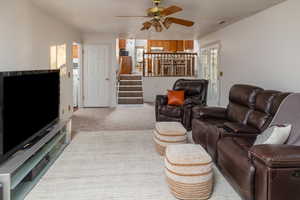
200,0 -> 300,106
143,77 -> 197,102
82,33 -> 118,107
0,0 -> 81,120
135,40 -> 147,48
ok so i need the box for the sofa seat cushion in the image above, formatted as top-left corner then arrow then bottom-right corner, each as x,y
224,122 -> 260,134
217,137 -> 255,200
192,106 -> 227,120
160,105 -> 182,118
231,137 -> 254,151
202,118 -> 231,127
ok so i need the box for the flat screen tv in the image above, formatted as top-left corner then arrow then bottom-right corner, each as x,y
0,70 -> 60,163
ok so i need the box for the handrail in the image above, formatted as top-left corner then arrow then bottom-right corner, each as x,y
144,52 -> 197,55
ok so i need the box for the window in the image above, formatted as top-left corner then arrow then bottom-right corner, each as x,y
50,44 -> 67,76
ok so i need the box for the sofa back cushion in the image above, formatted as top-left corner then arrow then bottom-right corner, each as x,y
227,103 -> 251,124
229,85 -> 263,108
173,79 -> 209,99
247,91 -> 281,131
227,85 -> 263,124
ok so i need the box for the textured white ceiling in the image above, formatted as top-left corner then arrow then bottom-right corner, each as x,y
31,0 -> 286,39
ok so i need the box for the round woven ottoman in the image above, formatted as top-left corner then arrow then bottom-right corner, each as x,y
165,144 -> 213,200
153,122 -> 187,156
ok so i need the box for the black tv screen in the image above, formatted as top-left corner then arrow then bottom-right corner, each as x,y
0,70 -> 60,162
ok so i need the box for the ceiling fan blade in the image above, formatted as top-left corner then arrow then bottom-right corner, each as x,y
141,21 -> 152,31
165,17 -> 194,27
160,6 -> 183,16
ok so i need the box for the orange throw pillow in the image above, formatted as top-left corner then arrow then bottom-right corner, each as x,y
167,90 -> 185,106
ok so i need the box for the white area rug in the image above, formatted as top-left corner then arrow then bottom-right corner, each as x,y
26,131 -> 241,200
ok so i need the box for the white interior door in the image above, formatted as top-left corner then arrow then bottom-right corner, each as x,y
83,44 -> 110,107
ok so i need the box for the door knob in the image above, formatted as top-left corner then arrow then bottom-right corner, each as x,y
105,78 -> 110,81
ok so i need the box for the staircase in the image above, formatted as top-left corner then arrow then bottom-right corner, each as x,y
118,74 -> 144,105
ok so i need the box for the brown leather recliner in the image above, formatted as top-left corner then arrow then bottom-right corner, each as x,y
192,84 -> 292,200
155,79 -> 208,131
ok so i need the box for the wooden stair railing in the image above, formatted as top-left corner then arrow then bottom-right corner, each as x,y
143,52 -> 197,77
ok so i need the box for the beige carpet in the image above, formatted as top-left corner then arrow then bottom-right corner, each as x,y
26,131 -> 241,200
72,104 -> 155,132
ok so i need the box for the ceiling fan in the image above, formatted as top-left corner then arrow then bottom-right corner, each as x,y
117,0 -> 194,32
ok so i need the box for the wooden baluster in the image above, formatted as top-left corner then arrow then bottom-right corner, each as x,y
173,54 -> 175,76
186,54 -> 188,76
154,54 -> 156,77
184,54 -> 186,76
161,54 -> 168,76
143,52 -> 145,77
158,53 -> 160,77
189,54 -> 191,76
157,53 -> 159,77
192,54 -> 195,76
153,54 -> 155,77
165,53 -> 167,76
194,54 -> 196,76
159,53 -> 161,76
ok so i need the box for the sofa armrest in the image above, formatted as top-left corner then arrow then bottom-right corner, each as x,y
155,95 -> 168,121
249,145 -> 300,168
222,132 -> 258,139
156,95 -> 168,106
223,122 -> 260,134
184,96 -> 206,106
193,106 -> 227,120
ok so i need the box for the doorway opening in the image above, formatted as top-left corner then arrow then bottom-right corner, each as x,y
200,42 -> 221,106
72,42 -> 82,111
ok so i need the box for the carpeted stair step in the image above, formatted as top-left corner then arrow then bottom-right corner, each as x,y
117,74 -> 144,104
119,86 -> 143,92
119,80 -> 142,86
118,97 -> 144,104
118,91 -> 143,98
119,75 -> 142,81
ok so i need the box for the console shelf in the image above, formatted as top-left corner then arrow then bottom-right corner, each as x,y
0,120 -> 72,200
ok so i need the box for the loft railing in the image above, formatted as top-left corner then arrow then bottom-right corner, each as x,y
143,52 -> 197,77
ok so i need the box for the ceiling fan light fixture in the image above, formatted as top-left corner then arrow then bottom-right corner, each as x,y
163,18 -> 172,29
153,21 -> 163,32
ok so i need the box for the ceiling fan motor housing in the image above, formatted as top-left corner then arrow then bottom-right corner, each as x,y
153,0 -> 161,4
147,7 -> 164,17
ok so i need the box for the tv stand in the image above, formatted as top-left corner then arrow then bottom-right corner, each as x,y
0,120 -> 72,200
21,131 -> 48,150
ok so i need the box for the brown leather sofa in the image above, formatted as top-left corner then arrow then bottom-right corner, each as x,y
192,84 -> 291,200
155,79 -> 208,130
